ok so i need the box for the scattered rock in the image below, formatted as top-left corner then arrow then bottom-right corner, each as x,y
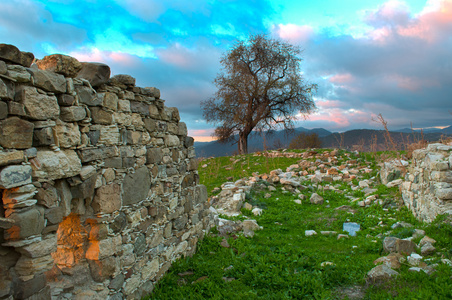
310,193 -> 324,205
366,264 -> 399,284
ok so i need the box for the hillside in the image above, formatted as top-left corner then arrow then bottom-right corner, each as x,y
195,126 -> 451,157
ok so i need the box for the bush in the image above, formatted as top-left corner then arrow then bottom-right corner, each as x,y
289,132 -> 321,149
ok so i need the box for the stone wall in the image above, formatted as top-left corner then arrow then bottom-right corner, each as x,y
399,143 -> 452,222
0,44 -> 214,299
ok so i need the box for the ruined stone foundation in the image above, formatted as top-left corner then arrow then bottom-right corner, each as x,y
0,44 -> 214,299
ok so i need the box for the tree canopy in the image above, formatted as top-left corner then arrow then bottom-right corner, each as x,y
201,34 -> 317,154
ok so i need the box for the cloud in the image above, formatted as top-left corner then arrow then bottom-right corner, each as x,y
288,0 -> 452,131
0,0 -> 87,55
274,24 -> 314,44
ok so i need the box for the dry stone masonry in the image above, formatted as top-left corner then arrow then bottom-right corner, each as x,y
399,143 -> 452,222
0,44 -> 214,299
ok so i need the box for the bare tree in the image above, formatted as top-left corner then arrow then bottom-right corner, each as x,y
201,34 -> 316,154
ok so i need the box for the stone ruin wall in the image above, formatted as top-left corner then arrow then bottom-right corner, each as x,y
400,143 -> 452,222
0,44 -> 214,299
382,143 -> 452,222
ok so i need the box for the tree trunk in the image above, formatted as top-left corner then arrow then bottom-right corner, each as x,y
238,132 -> 249,154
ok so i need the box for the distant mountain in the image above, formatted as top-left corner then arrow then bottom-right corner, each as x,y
194,125 -> 451,157
194,127 -> 332,157
394,127 -> 443,134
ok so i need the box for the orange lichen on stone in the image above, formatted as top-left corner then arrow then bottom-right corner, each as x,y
5,225 -> 21,240
85,240 -> 100,260
52,213 -> 88,267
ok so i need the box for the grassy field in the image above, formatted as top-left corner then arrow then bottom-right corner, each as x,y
145,149 -> 452,299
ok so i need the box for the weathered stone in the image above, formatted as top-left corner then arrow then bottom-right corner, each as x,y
130,101 -> 150,116
35,54 -> 82,77
164,135 -> 180,147
60,106 -> 86,122
144,87 -> 160,99
99,125 -> 120,145
12,274 -> 46,299
45,207 -> 64,224
0,150 -> 24,166
0,60 -> 6,74
178,122 -> 187,136
122,166 -> 151,205
14,254 -> 53,276
15,85 -> 59,120
77,146 -> 118,163
373,253 -> 403,269
70,175 -> 97,199
0,117 -> 34,149
7,101 -> 26,116
383,237 -> 416,254
54,120 -> 81,148
4,206 -> 45,240
32,150 -> 82,181
310,193 -> 324,205
6,65 -> 31,82
89,256 -> 119,282
146,147 -> 163,164
54,179 -> 72,216
75,85 -> 101,106
99,92 -> 118,111
57,93 -> 76,106
27,68 -> 67,93
109,273 -> 125,291
110,74 -> 136,86
90,107 -> 114,124
366,264 -> 399,284
0,100 -> 7,119
0,44 -> 34,67
77,62 -> 110,87
110,212 -> 127,233
92,183 -> 122,214
36,183 -> 59,208
420,242 -> 436,256
17,235 -> 57,258
33,127 -> 54,146
0,164 -> 32,188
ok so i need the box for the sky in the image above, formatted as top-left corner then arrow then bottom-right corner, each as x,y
1,0 -> 451,141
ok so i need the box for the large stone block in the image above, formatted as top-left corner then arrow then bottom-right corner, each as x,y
75,85 -> 101,106
144,86 -> 160,99
146,147 -> 163,164
5,206 -> 45,240
164,135 -> 180,147
12,274 -> 46,299
33,127 -> 55,146
0,100 -> 7,119
89,256 -> 119,282
77,146 -> 119,163
130,101 -> 150,116
0,117 -> 34,149
122,166 -> 151,205
99,125 -> 120,145
0,164 -> 32,189
54,120 -> 81,148
99,92 -> 118,111
0,150 -> 24,167
32,150 -> 82,181
59,106 -> 86,122
92,183 -> 122,214
35,54 -> 82,77
90,107 -> 114,124
27,67 -> 67,93
70,175 -> 97,199
0,44 -> 34,67
15,85 -> 59,120
77,62 -> 111,87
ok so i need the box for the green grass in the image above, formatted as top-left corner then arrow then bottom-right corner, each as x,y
145,149 -> 452,300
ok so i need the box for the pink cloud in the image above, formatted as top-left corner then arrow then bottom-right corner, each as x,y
275,24 -> 314,44
305,107 -> 371,129
329,73 -> 354,84
70,48 -> 139,67
366,0 -> 452,43
315,99 -> 345,108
